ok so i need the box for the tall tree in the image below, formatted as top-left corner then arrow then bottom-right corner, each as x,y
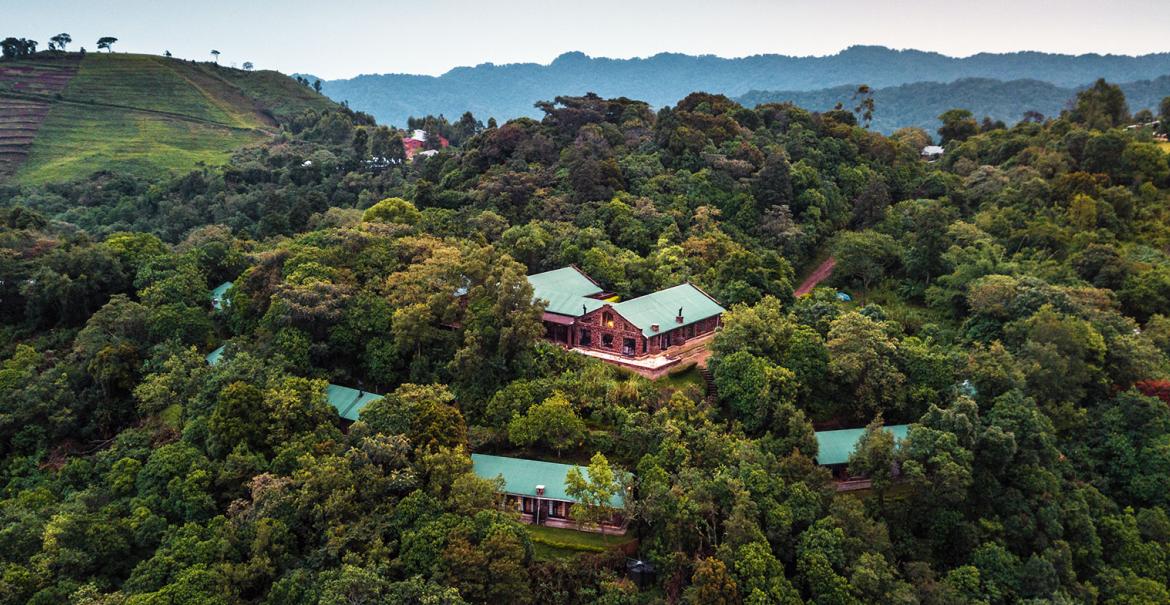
1069,78 -> 1130,130
49,33 -> 71,51
96,36 -> 118,52
937,109 -> 978,144
564,452 -> 625,533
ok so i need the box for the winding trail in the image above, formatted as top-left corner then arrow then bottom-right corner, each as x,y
794,257 -> 836,297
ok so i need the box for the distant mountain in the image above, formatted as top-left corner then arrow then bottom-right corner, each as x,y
314,46 -> 1170,128
0,53 -> 336,184
737,76 -> 1170,134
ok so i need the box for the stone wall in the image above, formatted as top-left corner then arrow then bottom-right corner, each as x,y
573,304 -> 721,357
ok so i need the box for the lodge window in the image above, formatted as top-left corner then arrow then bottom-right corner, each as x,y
579,329 -> 592,346
523,497 -> 534,514
603,311 -> 614,328
623,337 -> 636,356
550,501 -> 565,518
602,333 -> 614,349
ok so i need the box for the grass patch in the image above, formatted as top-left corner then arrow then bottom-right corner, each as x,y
1159,142 -> 1170,154
528,524 -> 635,561
657,364 -> 703,392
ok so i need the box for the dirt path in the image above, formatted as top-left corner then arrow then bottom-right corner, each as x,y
794,257 -> 836,297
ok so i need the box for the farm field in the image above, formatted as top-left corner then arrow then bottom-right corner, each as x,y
1,53 -> 335,184
0,55 -> 80,178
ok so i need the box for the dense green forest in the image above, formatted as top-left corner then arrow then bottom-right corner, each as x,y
4,76 -> 1170,605
313,46 -> 1170,128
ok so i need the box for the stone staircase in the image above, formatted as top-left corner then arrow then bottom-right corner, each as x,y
698,366 -> 717,404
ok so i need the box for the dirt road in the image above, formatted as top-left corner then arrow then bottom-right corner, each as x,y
794,257 -> 836,297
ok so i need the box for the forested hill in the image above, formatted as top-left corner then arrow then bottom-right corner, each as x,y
736,76 -> 1170,133
314,46 -> 1170,127
0,52 -> 338,184
6,80 -> 1170,603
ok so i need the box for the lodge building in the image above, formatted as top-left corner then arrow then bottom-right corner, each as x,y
471,453 -> 629,535
528,266 -> 726,358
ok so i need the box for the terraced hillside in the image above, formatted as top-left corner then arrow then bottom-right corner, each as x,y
0,55 -> 80,177
0,53 -> 336,184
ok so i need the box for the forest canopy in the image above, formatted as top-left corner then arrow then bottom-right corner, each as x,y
3,82 -> 1170,604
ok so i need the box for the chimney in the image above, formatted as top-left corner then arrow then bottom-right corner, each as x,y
535,485 -> 545,496
650,323 -> 659,332
676,307 -> 684,323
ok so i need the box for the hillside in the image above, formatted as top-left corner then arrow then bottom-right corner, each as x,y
313,45 -> 1170,127
0,52 -> 336,184
736,76 -> 1170,133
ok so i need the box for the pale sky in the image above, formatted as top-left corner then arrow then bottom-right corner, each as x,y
11,0 -> 1170,79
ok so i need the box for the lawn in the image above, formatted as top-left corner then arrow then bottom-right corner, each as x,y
528,524 -> 635,561
656,364 -> 704,392
1159,141 -> 1170,154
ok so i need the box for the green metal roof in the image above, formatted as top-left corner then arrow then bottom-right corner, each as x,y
471,453 -> 626,507
210,281 -> 233,310
325,383 -> 384,422
814,424 -> 910,466
205,345 -> 225,366
528,267 -> 604,317
612,283 -> 726,337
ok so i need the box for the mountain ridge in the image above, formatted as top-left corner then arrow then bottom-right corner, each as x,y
311,46 -> 1170,129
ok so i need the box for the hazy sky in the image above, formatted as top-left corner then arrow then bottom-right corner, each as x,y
12,0 -> 1170,79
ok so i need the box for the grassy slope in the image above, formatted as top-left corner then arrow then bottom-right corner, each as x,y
8,53 -> 334,184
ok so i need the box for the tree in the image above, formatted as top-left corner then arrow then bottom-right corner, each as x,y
210,50 -> 220,63
313,79 -> 322,93
0,38 -> 37,59
352,128 -> 369,157
507,392 -> 585,454
848,415 -> 899,505
363,197 -> 420,225
1160,96 -> 1170,135
686,557 -> 739,605
1069,78 -> 1129,130
242,61 -> 253,71
937,109 -> 978,144
833,230 -> 901,293
564,452 -> 625,533
50,33 -> 71,52
852,84 -> 875,128
97,37 -> 118,52
827,312 -> 906,418
712,350 -> 796,433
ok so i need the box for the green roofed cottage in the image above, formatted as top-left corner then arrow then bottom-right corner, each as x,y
815,425 -> 910,489
325,383 -> 384,423
205,344 -> 225,366
472,453 -> 629,534
210,281 -> 233,311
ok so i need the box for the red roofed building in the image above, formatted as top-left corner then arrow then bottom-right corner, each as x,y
403,129 -> 449,160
